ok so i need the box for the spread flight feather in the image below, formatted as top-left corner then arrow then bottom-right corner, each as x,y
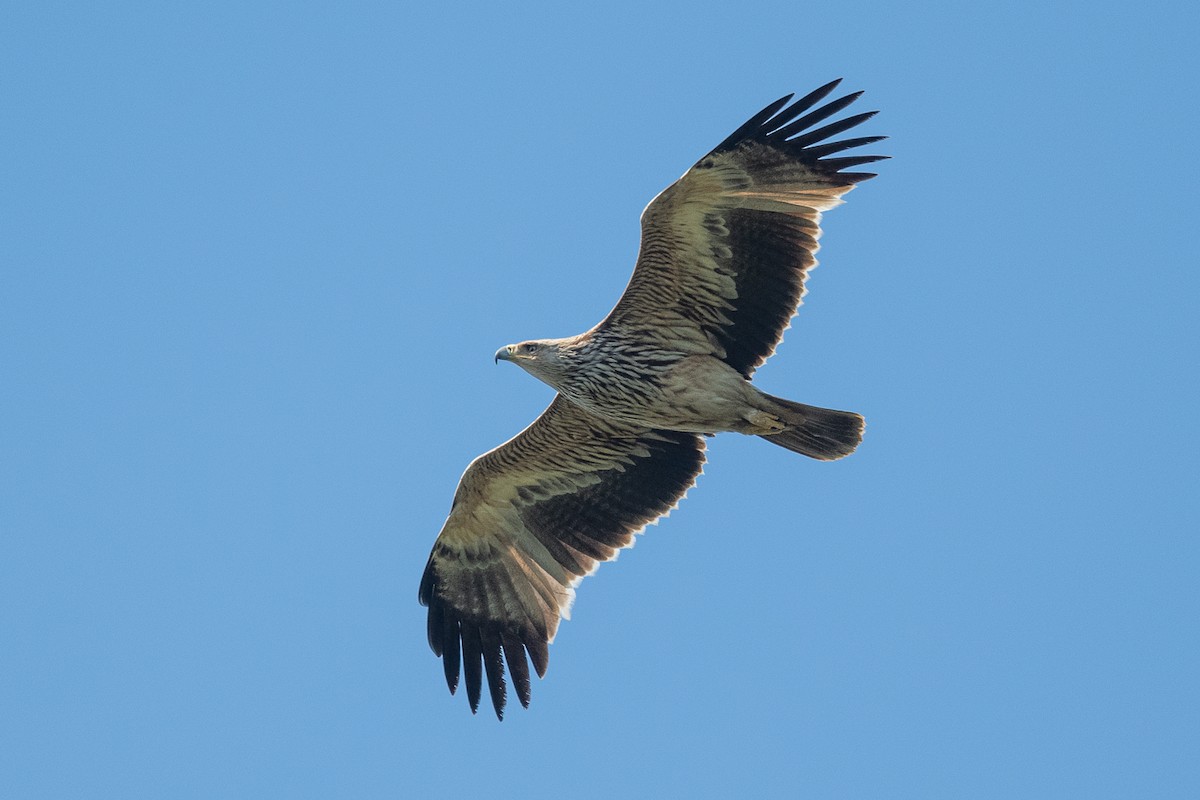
419,79 -> 886,718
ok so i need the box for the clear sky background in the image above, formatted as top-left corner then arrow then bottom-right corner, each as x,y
3,2 -> 1198,798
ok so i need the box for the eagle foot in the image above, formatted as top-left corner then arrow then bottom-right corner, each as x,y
744,410 -> 786,435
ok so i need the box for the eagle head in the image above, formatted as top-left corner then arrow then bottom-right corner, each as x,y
494,339 -> 572,388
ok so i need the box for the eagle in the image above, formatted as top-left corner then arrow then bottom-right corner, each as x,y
419,80 -> 885,719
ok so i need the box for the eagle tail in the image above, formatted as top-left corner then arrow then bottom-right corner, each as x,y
757,394 -> 864,461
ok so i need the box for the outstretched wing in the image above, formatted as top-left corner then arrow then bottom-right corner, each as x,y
599,79 -> 886,377
419,396 -> 706,719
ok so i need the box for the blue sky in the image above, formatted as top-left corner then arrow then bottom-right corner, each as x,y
2,1 -> 1198,797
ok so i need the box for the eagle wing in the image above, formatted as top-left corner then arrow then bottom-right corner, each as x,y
598,79 -> 886,377
419,395 -> 706,718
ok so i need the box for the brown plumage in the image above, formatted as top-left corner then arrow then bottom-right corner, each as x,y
419,80 -> 886,718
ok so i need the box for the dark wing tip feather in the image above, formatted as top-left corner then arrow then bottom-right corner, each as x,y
764,90 -> 863,140
460,623 -> 483,714
420,558 -> 543,720
418,555 -> 436,606
803,135 -> 888,159
794,77 -> 844,107
704,81 -> 886,180
480,628 -> 507,720
838,171 -> 880,184
709,93 -> 795,154
502,632 -> 532,708
527,637 -> 549,678
819,154 -> 891,170
441,615 -> 460,695
787,110 -> 879,148
709,79 -> 842,155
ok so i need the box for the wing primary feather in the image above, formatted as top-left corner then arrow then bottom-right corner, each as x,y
426,601 -> 444,656
837,171 -> 879,184
786,111 -> 879,149
417,555 -> 436,606
461,624 -> 484,714
526,636 -> 550,678
502,632 -> 533,708
766,91 -> 864,140
442,614 -> 461,695
705,81 -> 882,167
480,627 -> 508,720
765,78 -> 844,127
819,154 -> 891,171
709,93 -> 795,154
803,135 -> 887,158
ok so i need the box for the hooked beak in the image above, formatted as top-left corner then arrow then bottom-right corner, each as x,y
494,345 -> 514,364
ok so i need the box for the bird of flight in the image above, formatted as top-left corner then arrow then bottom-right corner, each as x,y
420,80 -> 885,719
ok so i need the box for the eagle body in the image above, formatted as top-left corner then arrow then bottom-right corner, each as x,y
420,81 -> 886,718
506,339 -> 785,436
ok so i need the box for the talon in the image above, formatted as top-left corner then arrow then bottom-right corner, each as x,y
745,410 -> 786,435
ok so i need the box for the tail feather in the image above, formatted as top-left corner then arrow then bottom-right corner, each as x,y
758,394 -> 864,461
